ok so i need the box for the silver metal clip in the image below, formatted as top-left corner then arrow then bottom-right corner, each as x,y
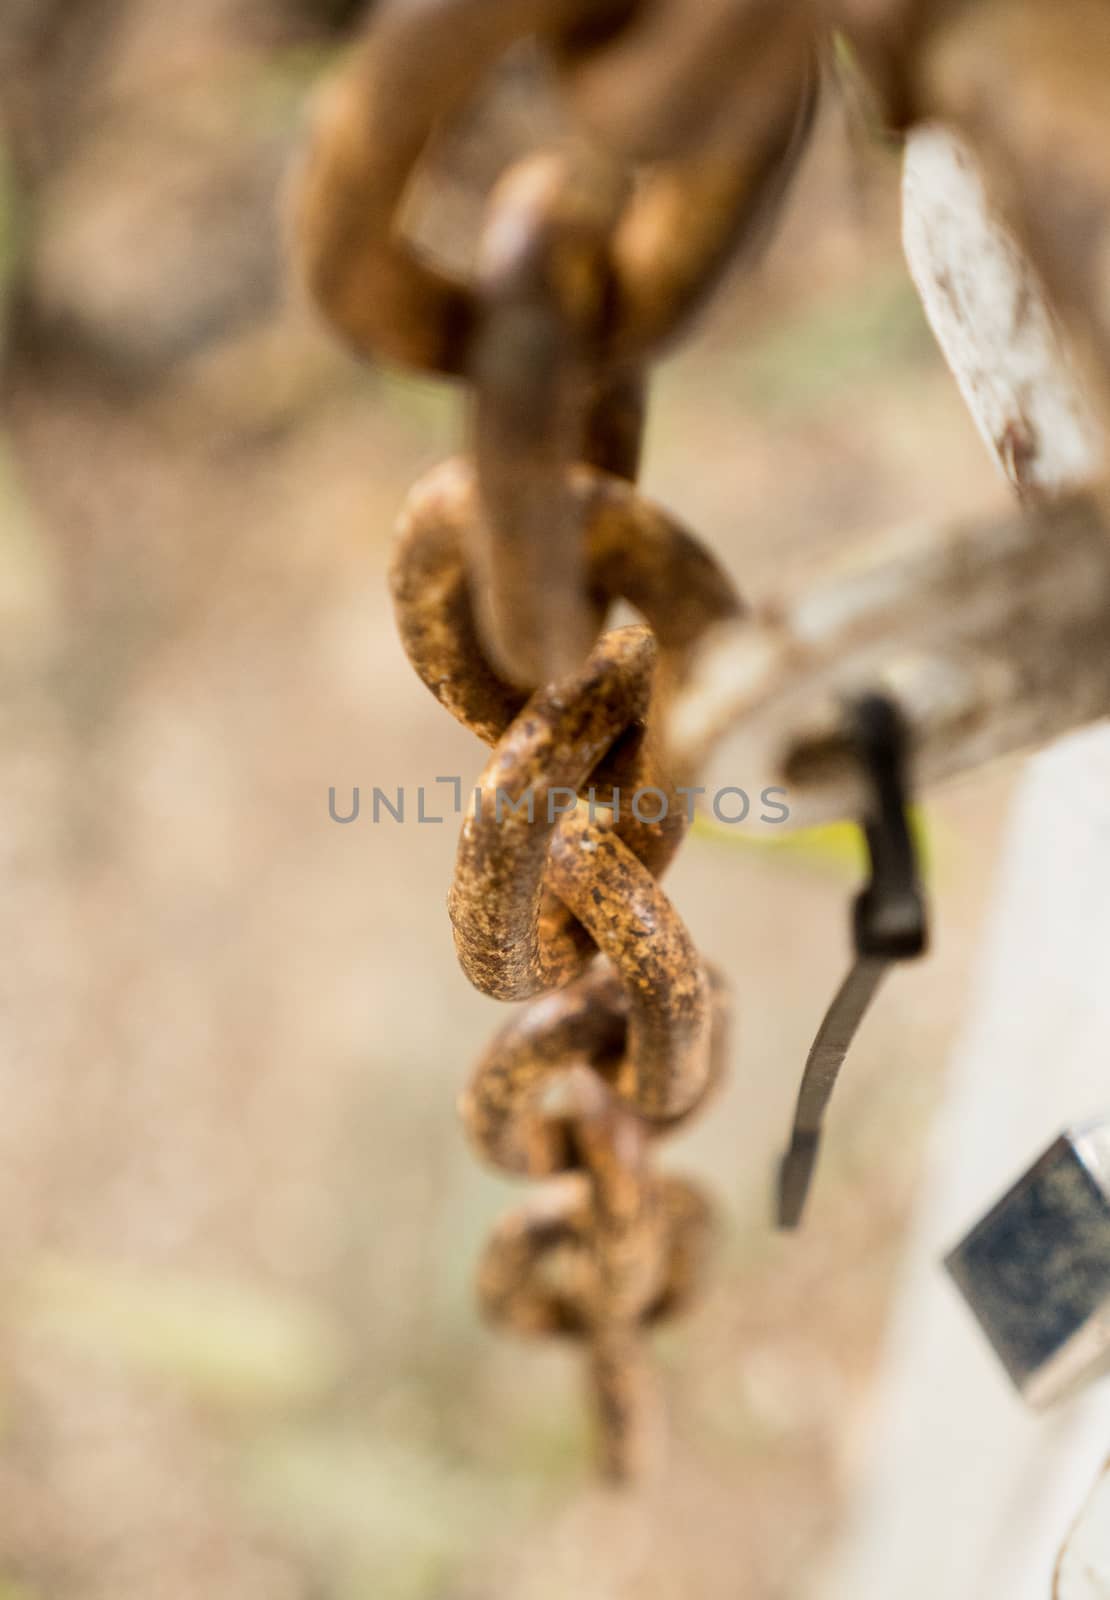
946,1121 -> 1110,1408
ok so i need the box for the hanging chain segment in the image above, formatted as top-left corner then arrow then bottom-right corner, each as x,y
295,0 -> 817,1476
391,460 -> 738,1476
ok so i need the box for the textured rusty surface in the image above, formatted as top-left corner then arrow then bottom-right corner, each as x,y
386,447 -> 738,1471
390,459 -> 741,1124
293,0 -> 588,375
555,0 -> 813,160
293,0 -> 818,376
460,962 -> 730,1179
293,0 -> 799,1478
471,151 -> 633,685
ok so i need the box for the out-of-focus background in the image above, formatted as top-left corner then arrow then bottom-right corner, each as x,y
0,6 -> 1025,1597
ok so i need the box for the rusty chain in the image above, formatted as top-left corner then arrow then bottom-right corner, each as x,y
294,0 -> 818,1478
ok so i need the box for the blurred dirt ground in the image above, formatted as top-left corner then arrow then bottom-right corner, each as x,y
0,9 -> 1024,1599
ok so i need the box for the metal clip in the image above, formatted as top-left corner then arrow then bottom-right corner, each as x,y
777,693 -> 927,1228
946,1122 -> 1110,1408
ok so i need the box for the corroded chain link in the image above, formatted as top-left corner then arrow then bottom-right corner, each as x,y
294,0 -> 817,1477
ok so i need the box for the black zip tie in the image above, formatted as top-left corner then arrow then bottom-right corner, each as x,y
777,692 -> 927,1229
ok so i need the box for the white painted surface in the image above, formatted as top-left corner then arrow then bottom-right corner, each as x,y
821,723 -> 1110,1600
1060,1462 -> 1110,1600
903,125 -> 1101,497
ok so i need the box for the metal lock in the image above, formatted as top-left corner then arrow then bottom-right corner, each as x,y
946,1122 -> 1110,1407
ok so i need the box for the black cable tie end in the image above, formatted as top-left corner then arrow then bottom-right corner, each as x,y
776,1130 -> 820,1230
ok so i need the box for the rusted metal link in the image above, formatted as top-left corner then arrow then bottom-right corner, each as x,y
460,961 -> 730,1180
297,0 -> 816,718
390,453 -> 737,1470
293,0 -> 819,377
477,1171 -> 713,1337
461,788 -> 713,1120
392,456 -> 740,1115
555,0 -> 817,163
471,150 -> 637,685
293,0 -> 590,375
551,0 -> 821,356
476,1166 -> 713,1476
449,627 -> 680,998
390,454 -> 743,833
391,456 -> 743,718
297,0 -> 825,1481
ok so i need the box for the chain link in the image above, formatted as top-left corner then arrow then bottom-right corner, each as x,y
295,0 -> 818,1477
